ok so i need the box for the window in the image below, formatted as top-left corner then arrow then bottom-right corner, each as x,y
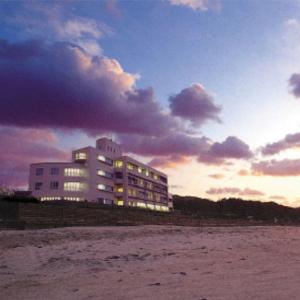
50,181 -> 59,190
50,167 -> 59,175
36,168 -> 43,176
154,174 -> 158,180
98,155 -> 113,165
117,199 -> 124,206
97,170 -> 113,178
64,182 -> 85,191
97,184 -> 113,192
114,160 -> 123,168
35,182 -> 43,190
75,152 -> 87,160
127,163 -> 134,170
115,185 -> 124,193
64,168 -> 85,177
138,167 -> 142,173
115,172 -> 123,179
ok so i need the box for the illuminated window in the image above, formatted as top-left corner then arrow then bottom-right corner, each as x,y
145,169 -> 149,176
97,170 -> 113,178
115,160 -> 123,168
64,168 -> 86,177
147,204 -> 155,210
117,200 -> 124,206
138,167 -> 142,173
97,184 -> 113,192
36,168 -> 43,176
127,163 -> 134,170
64,182 -> 85,191
154,174 -> 158,180
75,152 -> 87,160
50,181 -> 59,190
50,168 -> 59,175
137,202 -> 146,208
115,185 -> 124,193
98,155 -> 113,165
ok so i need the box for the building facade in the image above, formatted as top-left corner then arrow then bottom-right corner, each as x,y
29,138 -> 171,212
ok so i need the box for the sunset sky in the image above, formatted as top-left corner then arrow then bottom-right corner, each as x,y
2,0 -> 300,206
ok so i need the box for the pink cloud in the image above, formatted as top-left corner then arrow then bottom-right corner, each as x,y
208,173 -> 225,179
198,136 -> 253,165
261,132 -> 300,155
206,187 -> 265,197
252,159 -> 300,176
0,127 -> 68,188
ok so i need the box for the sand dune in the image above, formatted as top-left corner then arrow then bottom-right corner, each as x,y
0,225 -> 300,300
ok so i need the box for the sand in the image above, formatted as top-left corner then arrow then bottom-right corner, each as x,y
0,225 -> 300,300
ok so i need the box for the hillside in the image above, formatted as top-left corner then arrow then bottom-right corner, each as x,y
173,195 -> 300,221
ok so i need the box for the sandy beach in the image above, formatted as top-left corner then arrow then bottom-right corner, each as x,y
0,225 -> 300,300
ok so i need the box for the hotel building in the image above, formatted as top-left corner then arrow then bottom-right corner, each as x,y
29,138 -> 171,212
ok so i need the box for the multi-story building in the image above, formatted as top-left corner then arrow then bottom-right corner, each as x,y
29,138 -> 171,212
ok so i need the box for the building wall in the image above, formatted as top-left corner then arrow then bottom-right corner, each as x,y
29,138 -> 171,211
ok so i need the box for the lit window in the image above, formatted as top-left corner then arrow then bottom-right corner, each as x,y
137,202 -> 146,208
50,168 -> 59,175
64,182 -> 85,191
127,163 -> 134,170
154,174 -> 158,180
36,168 -> 43,176
97,170 -> 113,178
35,182 -> 43,190
97,184 -> 113,192
115,160 -> 123,168
115,185 -> 124,193
50,181 -> 59,190
138,167 -> 142,173
75,152 -> 87,160
98,155 -> 113,165
64,168 -> 86,177
145,169 -> 149,176
147,204 -> 155,210
117,200 -> 124,206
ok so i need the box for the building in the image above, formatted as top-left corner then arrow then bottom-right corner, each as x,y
29,138 -> 171,212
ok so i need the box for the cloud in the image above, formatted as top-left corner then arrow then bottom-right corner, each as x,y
289,73 -> 300,98
198,136 -> 253,165
208,173 -> 225,179
238,169 -> 250,176
168,0 -> 221,11
149,155 -> 191,169
206,187 -> 265,197
169,84 -> 221,126
0,127 -> 68,188
252,159 -> 300,176
119,133 -> 211,156
269,195 -> 286,201
261,132 -> 300,155
0,39 -> 178,137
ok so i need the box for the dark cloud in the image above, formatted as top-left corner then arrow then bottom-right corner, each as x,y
198,136 -> 253,165
0,127 -> 68,188
118,133 -> 210,157
206,187 -> 265,197
289,73 -> 300,97
169,84 -> 221,126
252,159 -> 300,176
0,39 -> 177,137
261,132 -> 300,155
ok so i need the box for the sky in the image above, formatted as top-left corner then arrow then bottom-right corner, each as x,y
2,0 -> 300,206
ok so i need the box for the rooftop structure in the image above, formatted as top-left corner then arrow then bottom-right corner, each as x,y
29,138 -> 171,212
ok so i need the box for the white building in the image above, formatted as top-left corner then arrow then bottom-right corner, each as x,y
29,138 -> 171,212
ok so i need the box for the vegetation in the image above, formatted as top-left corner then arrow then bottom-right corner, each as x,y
173,195 -> 300,222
